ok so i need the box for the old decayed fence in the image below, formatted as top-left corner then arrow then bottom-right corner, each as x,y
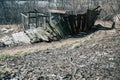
67,6 -> 101,33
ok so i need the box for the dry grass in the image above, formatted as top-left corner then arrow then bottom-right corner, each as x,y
0,24 -> 22,38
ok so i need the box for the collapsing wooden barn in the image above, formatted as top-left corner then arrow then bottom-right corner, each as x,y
0,6 -> 102,47
21,6 -> 101,40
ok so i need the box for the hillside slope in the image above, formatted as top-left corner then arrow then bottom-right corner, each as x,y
0,21 -> 120,80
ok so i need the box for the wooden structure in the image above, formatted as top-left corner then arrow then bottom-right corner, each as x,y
47,6 -> 101,39
66,6 -> 102,34
21,6 -> 101,40
21,9 -> 48,30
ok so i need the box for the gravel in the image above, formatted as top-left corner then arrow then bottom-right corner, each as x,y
0,32 -> 120,80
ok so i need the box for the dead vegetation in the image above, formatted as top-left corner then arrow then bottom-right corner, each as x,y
0,20 -> 119,80
0,26 -> 120,80
0,24 -> 22,38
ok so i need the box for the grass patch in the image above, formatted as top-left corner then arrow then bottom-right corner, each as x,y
0,53 -> 12,60
0,51 -> 32,60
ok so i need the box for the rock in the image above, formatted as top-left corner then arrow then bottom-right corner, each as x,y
113,14 -> 120,28
113,14 -> 120,23
12,32 -> 31,44
35,27 -> 50,42
0,36 -> 14,46
0,27 -> 56,47
25,29 -> 41,43
25,27 -> 51,42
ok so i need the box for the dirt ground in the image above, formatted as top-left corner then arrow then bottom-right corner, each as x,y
0,20 -> 120,80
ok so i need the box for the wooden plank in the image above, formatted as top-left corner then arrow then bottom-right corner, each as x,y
77,15 -> 80,32
49,9 -> 66,14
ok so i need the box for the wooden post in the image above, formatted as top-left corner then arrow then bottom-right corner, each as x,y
28,13 -> 30,29
21,13 -> 28,30
49,12 -> 52,24
36,12 -> 38,28
43,17 -> 46,28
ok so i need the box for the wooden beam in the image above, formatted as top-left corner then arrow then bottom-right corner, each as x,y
20,13 -> 28,18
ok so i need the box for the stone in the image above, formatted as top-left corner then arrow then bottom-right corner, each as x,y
113,14 -> 120,23
25,27 -> 51,42
12,32 -> 31,44
35,27 -> 50,42
113,14 -> 120,28
25,29 -> 41,43
0,36 -> 14,46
